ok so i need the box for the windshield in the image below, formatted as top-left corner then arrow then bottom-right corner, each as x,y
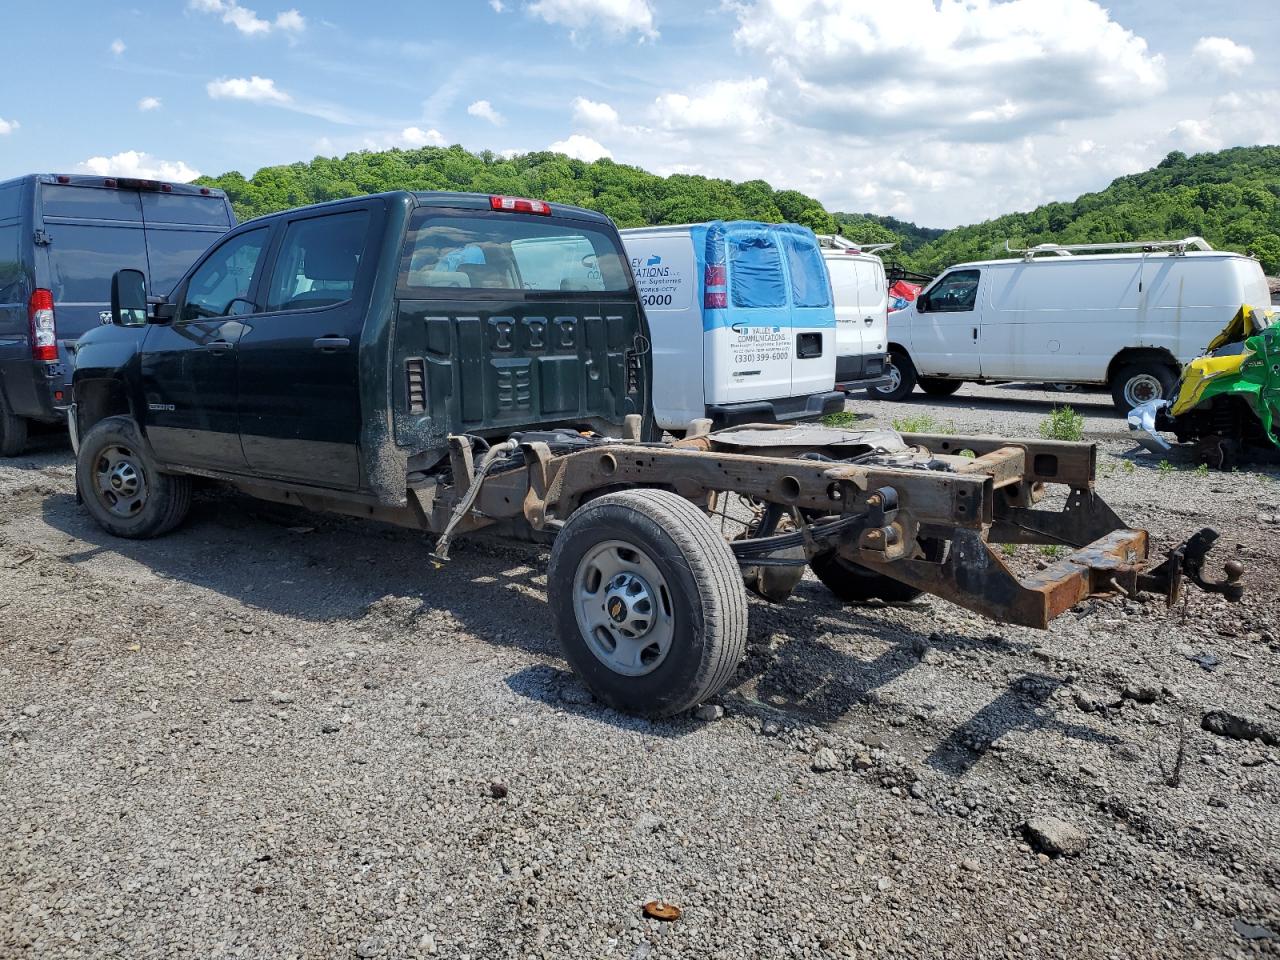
399,211 -> 633,295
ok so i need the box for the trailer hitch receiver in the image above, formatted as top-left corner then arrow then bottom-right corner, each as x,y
1138,527 -> 1245,604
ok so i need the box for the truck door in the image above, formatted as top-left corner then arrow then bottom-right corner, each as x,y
235,206 -> 375,490
910,268 -> 982,378
141,226 -> 271,470
825,256 -> 864,384
857,258 -> 888,360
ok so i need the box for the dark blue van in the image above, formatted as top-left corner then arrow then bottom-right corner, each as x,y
0,174 -> 235,455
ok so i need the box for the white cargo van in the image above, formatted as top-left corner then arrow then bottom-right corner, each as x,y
621,222 -> 842,431
817,237 -> 893,394
876,238 -> 1272,411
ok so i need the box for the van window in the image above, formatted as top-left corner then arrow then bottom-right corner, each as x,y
781,236 -> 831,308
0,224 -> 22,304
265,210 -> 370,312
0,182 -> 22,221
923,269 -> 980,312
400,212 -> 631,295
141,192 -> 232,228
729,232 -> 786,308
48,224 -> 147,302
146,229 -> 226,297
41,184 -> 143,222
181,228 -> 269,322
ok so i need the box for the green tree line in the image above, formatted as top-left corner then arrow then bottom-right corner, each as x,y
196,144 -> 1280,274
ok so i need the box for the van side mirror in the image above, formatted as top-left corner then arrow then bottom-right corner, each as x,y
111,269 -> 148,327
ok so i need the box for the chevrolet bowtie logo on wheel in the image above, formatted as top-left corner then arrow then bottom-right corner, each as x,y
608,597 -> 626,621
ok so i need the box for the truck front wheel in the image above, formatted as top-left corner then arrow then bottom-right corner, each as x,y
76,416 -> 192,539
547,489 -> 748,717
1110,362 -> 1177,413
0,391 -> 28,457
868,350 -> 917,402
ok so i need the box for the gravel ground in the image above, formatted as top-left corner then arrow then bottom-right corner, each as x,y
2,385 -> 1279,959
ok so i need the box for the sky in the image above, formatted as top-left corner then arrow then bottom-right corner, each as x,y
0,0 -> 1277,228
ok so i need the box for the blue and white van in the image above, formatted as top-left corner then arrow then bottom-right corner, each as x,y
621,221 -> 841,432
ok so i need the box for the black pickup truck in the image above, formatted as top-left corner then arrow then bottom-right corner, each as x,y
71,191 -> 1242,717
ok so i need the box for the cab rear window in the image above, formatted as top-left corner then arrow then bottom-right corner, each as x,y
399,211 -> 632,296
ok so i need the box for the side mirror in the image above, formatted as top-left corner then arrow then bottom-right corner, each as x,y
110,269 -> 148,327
915,297 -> 929,313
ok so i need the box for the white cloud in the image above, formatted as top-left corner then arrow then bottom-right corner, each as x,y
467,100 -> 505,126
651,78 -> 771,135
394,126 -> 446,148
76,151 -> 201,183
1170,118 -> 1221,152
572,97 -> 619,129
0,118 -> 18,136
548,134 -> 612,161
110,39 -> 125,56
189,0 -> 305,36
527,0 -> 656,40
490,0 -> 505,10
730,0 -> 1166,142
137,97 -> 162,112
1192,36 -> 1255,76
274,8 -> 305,31
206,75 -> 291,103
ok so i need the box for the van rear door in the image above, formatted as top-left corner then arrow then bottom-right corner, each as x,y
779,230 -> 836,400
711,225 -> 793,407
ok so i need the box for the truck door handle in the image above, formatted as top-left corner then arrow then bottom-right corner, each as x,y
204,339 -> 233,354
313,336 -> 351,352
972,328 -> 978,341
863,317 -> 874,326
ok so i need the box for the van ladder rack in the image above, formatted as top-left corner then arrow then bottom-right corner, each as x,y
1004,237 -> 1214,261
817,235 -> 897,255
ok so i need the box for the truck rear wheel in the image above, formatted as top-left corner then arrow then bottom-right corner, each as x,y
0,392 -> 28,457
547,489 -> 748,718
867,350 -> 917,402
919,377 -> 963,397
1110,362 -> 1177,413
76,416 -> 192,539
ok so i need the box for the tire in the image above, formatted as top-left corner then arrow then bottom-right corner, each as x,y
547,489 -> 748,718
1110,362 -> 1177,413
867,350 -> 917,402
0,391 -> 28,458
76,416 -> 192,539
918,377 -> 963,397
809,538 -> 947,604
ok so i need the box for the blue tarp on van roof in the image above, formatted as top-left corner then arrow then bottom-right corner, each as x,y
688,220 -> 834,331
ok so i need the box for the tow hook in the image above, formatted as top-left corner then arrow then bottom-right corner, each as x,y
1139,527 -> 1245,604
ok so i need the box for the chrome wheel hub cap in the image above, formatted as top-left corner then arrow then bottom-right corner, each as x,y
573,540 -> 675,677
1126,374 -> 1162,407
94,444 -> 147,518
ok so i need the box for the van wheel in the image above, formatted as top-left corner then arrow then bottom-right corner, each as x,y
919,377 -> 963,397
868,351 -> 917,401
809,538 -> 946,604
0,392 -> 28,457
547,489 -> 748,718
76,416 -> 192,539
1110,363 -> 1177,413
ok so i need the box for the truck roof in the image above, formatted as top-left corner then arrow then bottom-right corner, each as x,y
0,173 -> 228,199
237,190 -> 616,227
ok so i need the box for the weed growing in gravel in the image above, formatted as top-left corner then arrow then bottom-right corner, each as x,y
1039,544 -> 1066,559
1195,463 -> 1210,476
821,410 -> 858,428
892,414 -> 956,434
1159,459 -> 1175,474
1039,405 -> 1085,442
1121,460 -> 1136,475
1000,543 -> 1018,557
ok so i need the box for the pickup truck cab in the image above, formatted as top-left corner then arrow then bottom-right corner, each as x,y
71,190 -> 650,532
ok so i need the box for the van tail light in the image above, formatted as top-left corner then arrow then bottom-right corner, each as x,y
704,291 -> 728,309
28,288 -> 58,361
704,265 -> 726,287
489,195 -> 552,215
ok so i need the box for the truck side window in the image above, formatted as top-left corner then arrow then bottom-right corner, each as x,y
181,228 -> 269,322
264,210 -> 370,312
922,269 -> 980,313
